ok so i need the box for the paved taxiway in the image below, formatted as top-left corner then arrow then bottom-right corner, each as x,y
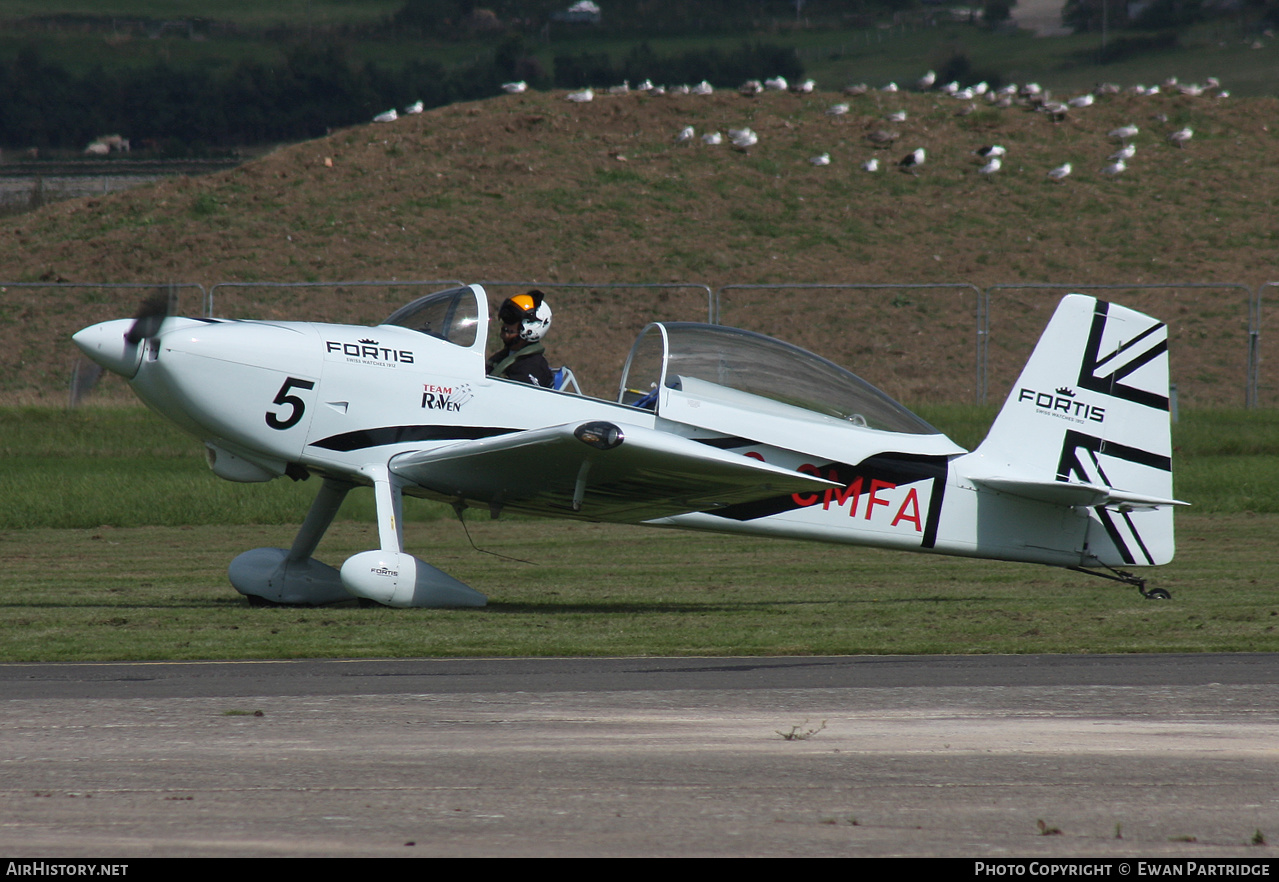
1,654 -> 1276,857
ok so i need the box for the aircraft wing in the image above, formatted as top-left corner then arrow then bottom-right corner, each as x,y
971,477 -> 1189,511
389,420 -> 840,522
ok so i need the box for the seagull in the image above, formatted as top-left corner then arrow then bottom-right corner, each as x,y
764,76 -> 788,91
692,80 -> 714,95
1047,162 -> 1072,182
404,100 -> 424,114
898,148 -> 925,174
373,109 -> 397,123
1109,144 -> 1136,161
861,157 -> 880,172
739,80 -> 763,96
791,78 -> 816,93
977,157 -> 1001,177
810,153 -> 831,166
501,81 -> 527,94
917,70 -> 936,91
866,129 -> 899,148
974,145 -> 1006,159
1040,102 -> 1070,122
1167,127 -> 1194,147
826,103 -> 849,116
1109,124 -> 1139,141
1101,159 -> 1127,176
729,128 -> 758,150
843,83 -> 869,95
881,82 -> 899,92
566,88 -> 594,103
885,110 -> 907,123
1068,93 -> 1095,108
608,80 -> 630,96
675,126 -> 695,144
702,131 -> 723,146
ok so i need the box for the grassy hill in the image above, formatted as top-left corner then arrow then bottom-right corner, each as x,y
2,83 -> 1276,407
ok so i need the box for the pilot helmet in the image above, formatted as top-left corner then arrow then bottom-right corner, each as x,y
498,290 -> 552,343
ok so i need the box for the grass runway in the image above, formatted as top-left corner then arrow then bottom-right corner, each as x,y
3,513 -> 1275,661
2,405 -> 1276,661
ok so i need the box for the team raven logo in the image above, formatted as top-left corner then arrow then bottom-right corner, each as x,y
421,382 -> 473,412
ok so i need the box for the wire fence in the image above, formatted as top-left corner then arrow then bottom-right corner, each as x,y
10,277 -> 1275,408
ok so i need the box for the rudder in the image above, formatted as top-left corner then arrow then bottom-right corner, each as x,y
969,294 -> 1180,567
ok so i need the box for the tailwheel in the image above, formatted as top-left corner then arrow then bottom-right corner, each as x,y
1069,565 -> 1170,600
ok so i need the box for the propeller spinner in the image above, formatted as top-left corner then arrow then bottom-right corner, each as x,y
71,289 -> 174,384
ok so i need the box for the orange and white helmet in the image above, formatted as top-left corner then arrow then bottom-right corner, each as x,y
497,290 -> 552,343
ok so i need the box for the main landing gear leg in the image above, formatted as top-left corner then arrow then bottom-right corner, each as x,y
229,478 -> 355,606
338,465 -> 487,609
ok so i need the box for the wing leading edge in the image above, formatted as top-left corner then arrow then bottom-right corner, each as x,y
389,420 -> 840,522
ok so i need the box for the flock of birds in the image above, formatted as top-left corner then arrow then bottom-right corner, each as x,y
368,70 -> 1223,184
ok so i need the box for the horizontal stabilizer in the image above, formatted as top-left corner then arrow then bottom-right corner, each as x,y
390,420 -> 840,522
971,476 -> 1188,511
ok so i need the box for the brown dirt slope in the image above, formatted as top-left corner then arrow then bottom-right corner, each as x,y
2,87 -> 1276,405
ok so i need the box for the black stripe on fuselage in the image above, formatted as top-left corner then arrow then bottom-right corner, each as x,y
310,425 -> 518,452
701,449 -> 950,549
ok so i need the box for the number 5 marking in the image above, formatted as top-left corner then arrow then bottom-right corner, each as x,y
266,377 -> 316,430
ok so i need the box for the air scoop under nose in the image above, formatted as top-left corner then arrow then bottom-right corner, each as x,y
72,319 -> 145,379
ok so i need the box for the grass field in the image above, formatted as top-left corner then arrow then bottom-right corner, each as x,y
1,405 -> 1275,661
3,514 -> 1275,661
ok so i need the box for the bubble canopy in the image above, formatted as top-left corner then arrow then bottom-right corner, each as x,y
619,322 -> 940,436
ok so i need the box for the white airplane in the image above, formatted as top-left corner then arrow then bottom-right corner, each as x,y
72,285 -> 1184,608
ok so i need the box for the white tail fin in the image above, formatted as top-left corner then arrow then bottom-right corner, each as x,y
967,294 -> 1182,566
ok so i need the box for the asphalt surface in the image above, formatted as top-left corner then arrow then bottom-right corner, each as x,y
1,654 -> 1276,858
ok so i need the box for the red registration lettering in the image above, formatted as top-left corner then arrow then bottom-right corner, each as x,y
864,479 -> 896,519
891,487 -> 922,531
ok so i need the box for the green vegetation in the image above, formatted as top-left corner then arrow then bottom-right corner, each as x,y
2,512 -> 1275,661
4,404 -> 1276,531
0,405 -> 1275,661
1,1 -> 1277,154
0,1 -> 401,23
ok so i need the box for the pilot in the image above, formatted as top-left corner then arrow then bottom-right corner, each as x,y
487,290 -> 555,387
